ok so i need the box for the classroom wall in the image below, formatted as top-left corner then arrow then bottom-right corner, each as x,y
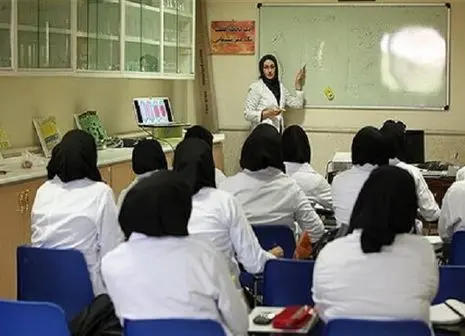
203,0 -> 465,175
0,77 -> 176,149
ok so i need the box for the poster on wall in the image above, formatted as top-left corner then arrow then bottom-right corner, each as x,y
210,20 -> 255,55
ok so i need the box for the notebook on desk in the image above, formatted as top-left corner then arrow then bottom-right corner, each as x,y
132,97 -> 189,128
431,299 -> 465,325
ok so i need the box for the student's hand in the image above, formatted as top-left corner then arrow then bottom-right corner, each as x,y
295,66 -> 306,90
269,246 -> 284,258
261,107 -> 282,120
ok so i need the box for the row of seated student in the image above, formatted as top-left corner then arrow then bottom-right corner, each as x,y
29,121 -> 463,335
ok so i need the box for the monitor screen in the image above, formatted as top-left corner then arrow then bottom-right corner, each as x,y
133,97 -> 173,126
405,130 -> 425,164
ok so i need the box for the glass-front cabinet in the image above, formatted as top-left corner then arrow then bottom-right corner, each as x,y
17,0 -> 71,69
0,0 -> 11,68
0,0 -> 195,78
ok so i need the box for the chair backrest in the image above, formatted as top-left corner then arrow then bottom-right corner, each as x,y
252,224 -> 296,258
450,231 -> 465,265
433,265 -> 465,304
0,299 -> 70,336
124,319 -> 226,336
17,245 -> 94,321
323,319 -> 431,336
263,259 -> 315,306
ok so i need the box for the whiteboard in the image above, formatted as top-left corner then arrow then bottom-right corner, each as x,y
258,3 -> 451,110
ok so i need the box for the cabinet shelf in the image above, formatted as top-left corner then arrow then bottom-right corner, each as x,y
0,0 -> 195,78
125,0 -> 160,13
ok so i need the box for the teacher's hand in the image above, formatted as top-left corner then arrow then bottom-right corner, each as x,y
261,107 -> 282,120
295,66 -> 306,90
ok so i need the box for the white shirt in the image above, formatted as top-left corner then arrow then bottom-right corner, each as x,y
31,177 -> 124,295
331,164 -> 376,227
244,79 -> 304,131
456,166 -> 465,181
285,162 -> 332,209
390,159 -> 440,222
439,180 -> 465,243
189,187 -> 274,283
215,168 -> 227,185
312,231 -> 438,324
219,167 -> 324,243
117,171 -> 154,209
101,233 -> 249,336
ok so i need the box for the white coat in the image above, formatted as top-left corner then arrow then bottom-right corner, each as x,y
438,180 -> 465,243
244,79 -> 304,131
390,159 -> 440,222
219,167 -> 325,243
285,162 -> 332,209
188,187 -> 274,285
312,230 -> 438,324
101,233 -> 249,336
331,164 -> 376,227
31,177 -> 124,295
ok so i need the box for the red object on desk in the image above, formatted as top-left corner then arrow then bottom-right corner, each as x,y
272,305 -> 313,329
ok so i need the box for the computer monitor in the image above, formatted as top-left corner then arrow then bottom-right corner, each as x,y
405,130 -> 425,164
133,97 -> 174,127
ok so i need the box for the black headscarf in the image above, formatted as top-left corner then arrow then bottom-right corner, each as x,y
173,138 -> 216,195
119,170 -> 192,239
379,120 -> 407,161
47,129 -> 102,183
282,125 -> 311,164
240,123 -> 285,173
184,125 -> 213,148
132,139 -> 168,175
351,126 -> 389,166
349,165 -> 417,253
259,54 -> 281,104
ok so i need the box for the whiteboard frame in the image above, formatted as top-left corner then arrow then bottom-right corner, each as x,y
257,2 -> 451,111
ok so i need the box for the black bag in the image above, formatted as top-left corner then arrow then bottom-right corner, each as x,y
311,225 -> 349,259
69,294 -> 122,336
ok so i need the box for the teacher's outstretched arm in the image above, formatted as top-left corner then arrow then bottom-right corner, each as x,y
285,66 -> 306,109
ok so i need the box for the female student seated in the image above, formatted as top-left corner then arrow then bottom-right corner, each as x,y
117,139 -> 167,208
282,125 -> 332,209
184,125 -> 227,185
439,179 -> 465,243
313,165 -> 438,324
331,126 -> 388,228
380,120 -> 440,225
101,171 -> 249,336
219,124 -> 324,243
31,130 -> 124,295
173,137 -> 281,286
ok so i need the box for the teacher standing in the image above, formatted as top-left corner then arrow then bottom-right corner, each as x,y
244,54 -> 306,132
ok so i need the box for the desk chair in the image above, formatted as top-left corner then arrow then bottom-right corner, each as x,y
0,299 -> 70,336
449,232 -> 465,265
124,319 -> 226,336
241,224 -> 297,306
262,259 -> 315,306
323,319 -> 430,336
17,245 -> 94,321
433,265 -> 465,304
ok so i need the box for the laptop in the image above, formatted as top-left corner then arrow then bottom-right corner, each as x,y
132,97 -> 189,128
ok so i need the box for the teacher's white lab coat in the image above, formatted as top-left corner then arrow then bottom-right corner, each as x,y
101,233 -> 249,336
244,79 -> 305,131
31,177 -> 124,295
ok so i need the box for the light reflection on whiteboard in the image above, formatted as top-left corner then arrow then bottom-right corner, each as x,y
380,26 -> 446,94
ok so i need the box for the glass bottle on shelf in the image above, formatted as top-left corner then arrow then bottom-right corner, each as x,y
0,0 -> 11,68
163,0 -> 193,74
17,0 -> 71,69
77,0 -> 121,71
125,0 -> 161,72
